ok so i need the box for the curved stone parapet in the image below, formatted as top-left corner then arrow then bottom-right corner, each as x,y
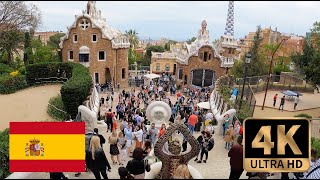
209,75 -> 237,134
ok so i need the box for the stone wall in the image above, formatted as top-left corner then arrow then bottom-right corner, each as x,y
279,72 -> 304,86
61,17 -> 128,88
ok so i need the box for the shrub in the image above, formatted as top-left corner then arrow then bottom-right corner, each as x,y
18,66 -> 26,75
294,113 -> 312,119
0,128 -> 10,179
61,63 -> 91,117
26,62 -> 73,85
47,95 -> 68,121
25,62 -> 91,117
0,63 -> 14,75
311,137 -> 320,157
0,74 -> 28,94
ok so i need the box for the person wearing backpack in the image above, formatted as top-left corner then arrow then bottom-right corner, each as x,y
196,131 -> 213,163
105,109 -> 115,133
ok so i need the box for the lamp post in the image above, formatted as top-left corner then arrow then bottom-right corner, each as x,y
261,38 -> 288,110
239,53 -> 251,112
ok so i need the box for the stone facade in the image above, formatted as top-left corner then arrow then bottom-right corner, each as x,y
151,52 -> 177,75
177,46 -> 226,88
60,1 -> 130,88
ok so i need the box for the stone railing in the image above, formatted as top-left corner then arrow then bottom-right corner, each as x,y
209,75 -> 237,134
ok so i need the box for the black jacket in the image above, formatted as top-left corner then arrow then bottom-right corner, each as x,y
86,148 -> 111,171
126,159 -> 149,175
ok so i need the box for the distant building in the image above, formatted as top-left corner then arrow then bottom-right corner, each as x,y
238,27 -> 304,63
150,51 -> 177,75
59,1 -> 130,87
34,31 -> 62,45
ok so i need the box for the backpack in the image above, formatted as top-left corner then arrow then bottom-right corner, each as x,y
106,112 -> 113,122
207,138 -> 215,151
239,126 -> 243,135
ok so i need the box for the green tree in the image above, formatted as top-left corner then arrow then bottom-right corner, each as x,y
0,30 -> 24,65
164,40 -> 178,51
23,32 -> 32,65
30,39 -> 60,63
292,22 -> 320,85
231,25 -> 268,78
142,45 -> 165,66
125,29 -> 139,49
186,37 -> 196,44
128,48 -> 142,66
47,33 -> 66,49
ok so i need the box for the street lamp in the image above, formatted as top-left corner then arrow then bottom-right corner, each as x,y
261,38 -> 288,110
239,52 -> 251,112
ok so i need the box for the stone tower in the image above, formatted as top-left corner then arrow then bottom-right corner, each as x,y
224,1 -> 234,36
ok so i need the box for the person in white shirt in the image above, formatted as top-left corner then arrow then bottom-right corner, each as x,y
132,126 -> 144,148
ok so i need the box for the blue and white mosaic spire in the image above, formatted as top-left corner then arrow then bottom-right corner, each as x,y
224,1 -> 234,36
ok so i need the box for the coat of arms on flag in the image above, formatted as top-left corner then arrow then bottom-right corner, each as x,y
25,138 -> 44,156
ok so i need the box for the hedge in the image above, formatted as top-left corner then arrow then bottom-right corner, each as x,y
0,128 -> 10,179
26,62 -> 92,117
26,62 -> 73,85
294,113 -> 312,119
60,63 -> 92,117
47,95 -> 68,121
0,74 -> 28,94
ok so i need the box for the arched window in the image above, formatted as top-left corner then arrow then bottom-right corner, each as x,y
204,51 -> 208,62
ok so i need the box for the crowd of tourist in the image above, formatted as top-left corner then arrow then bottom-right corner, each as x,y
52,79 -> 320,179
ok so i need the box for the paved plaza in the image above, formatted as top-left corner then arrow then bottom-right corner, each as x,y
254,90 -> 320,112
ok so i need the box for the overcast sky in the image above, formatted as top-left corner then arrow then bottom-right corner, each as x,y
31,1 -> 320,41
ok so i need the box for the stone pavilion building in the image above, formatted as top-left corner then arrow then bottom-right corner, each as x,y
59,1 -> 130,88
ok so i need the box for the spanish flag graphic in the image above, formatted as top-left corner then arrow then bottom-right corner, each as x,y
9,122 -> 85,172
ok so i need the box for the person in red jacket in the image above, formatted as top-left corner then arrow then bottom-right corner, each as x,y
228,136 -> 243,179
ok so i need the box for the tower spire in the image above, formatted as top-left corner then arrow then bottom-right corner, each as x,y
224,1 -> 234,36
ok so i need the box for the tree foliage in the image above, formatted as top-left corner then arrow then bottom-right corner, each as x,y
23,32 -> 32,65
0,1 -> 41,31
128,48 -> 142,66
47,33 -> 66,49
164,40 -> 178,51
29,39 -> 60,63
0,30 -> 24,64
142,45 -> 165,66
231,25 -> 269,78
292,22 -> 320,85
125,29 -> 139,49
186,37 -> 196,44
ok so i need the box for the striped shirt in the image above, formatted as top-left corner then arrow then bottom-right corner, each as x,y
303,159 -> 320,179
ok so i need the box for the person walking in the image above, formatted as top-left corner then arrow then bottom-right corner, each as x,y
105,109 -> 115,133
188,112 -> 198,135
294,95 -> 299,110
228,136 -> 244,179
124,122 -> 133,157
279,96 -> 285,111
118,132 -> 127,166
273,94 -> 278,107
147,123 -> 158,147
109,132 -> 121,165
132,126 -> 144,148
224,124 -> 234,150
94,128 -> 106,148
126,148 -> 151,179
86,136 -> 112,179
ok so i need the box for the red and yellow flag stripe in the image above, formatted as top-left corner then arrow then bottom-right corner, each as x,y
10,122 -> 85,172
